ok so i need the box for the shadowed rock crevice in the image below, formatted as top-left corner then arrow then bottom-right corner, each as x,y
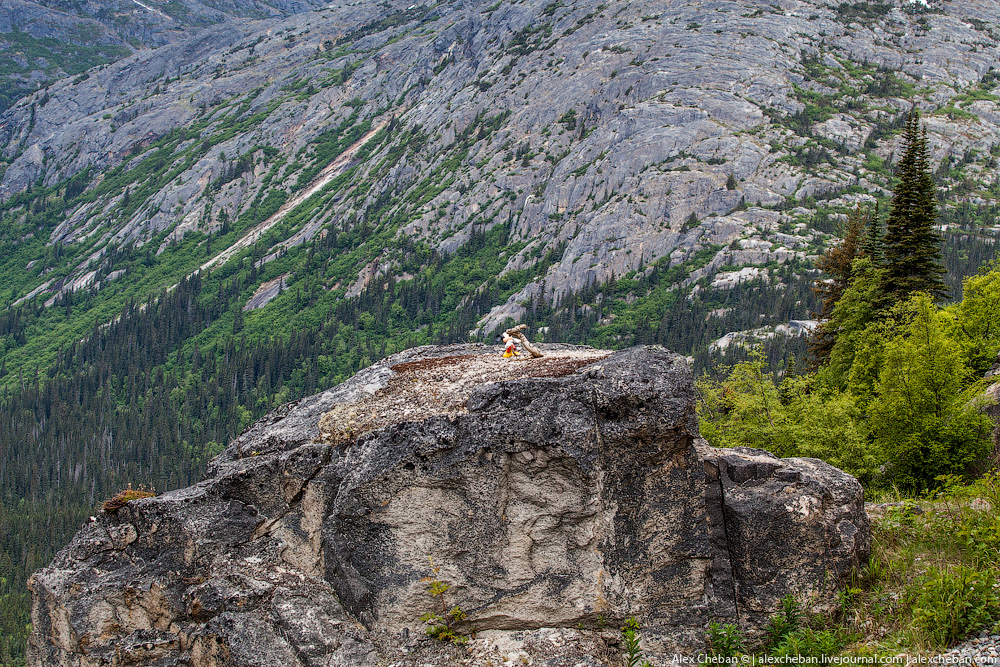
27,344 -> 870,666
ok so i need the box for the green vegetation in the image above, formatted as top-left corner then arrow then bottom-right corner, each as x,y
503,22 -> 554,58
558,109 -> 578,131
775,51 -> 921,147
0,30 -> 131,112
911,564 -> 999,647
833,2 -> 893,22
699,350 -> 878,480
701,264 -> 997,489
883,111 -> 946,300
866,295 -> 991,489
522,245 -> 820,370
706,620 -> 744,657
694,113 -> 999,656
293,108 -> 371,190
333,5 -> 431,47
950,88 -> 1000,108
810,204 -> 870,360
419,557 -> 468,644
622,618 -> 654,667
765,596 -> 826,655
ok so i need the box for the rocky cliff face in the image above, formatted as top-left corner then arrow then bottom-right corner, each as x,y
1,0 -> 998,330
3,0 -> 327,48
0,0 -> 332,113
28,345 -> 870,666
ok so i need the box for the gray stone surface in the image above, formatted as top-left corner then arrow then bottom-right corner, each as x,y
938,629 -> 1000,666
2,0 -> 332,52
0,0 -> 120,44
28,344 -> 870,666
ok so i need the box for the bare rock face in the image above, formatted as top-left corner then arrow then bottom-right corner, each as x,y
5,0 -> 1000,322
27,345 -> 870,666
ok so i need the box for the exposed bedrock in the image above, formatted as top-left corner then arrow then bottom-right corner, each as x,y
28,344 -> 870,666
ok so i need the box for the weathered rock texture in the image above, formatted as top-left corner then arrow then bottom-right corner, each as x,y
0,0 -> 338,114
3,0 -> 1000,324
28,345 -> 870,666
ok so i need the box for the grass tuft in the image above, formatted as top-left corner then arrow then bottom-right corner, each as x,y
102,484 -> 156,514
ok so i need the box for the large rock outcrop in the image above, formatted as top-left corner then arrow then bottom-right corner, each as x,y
28,345 -> 870,666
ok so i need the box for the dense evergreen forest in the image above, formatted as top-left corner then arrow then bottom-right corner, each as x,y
0,197 -> 996,662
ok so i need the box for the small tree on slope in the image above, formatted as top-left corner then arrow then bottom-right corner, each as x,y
810,205 -> 870,364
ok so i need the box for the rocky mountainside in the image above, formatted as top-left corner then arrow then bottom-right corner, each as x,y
0,0 -> 332,113
2,0 -> 999,356
0,0 -> 130,113
4,0 -> 333,48
27,345 -> 871,666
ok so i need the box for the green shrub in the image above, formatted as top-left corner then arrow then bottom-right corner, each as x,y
909,564 -> 1000,648
761,594 -> 845,658
696,354 -> 875,481
949,473 -> 1000,564
868,295 -> 994,490
772,628 -> 844,658
621,618 -> 653,667
764,594 -> 804,647
419,557 -> 468,644
706,620 -> 744,657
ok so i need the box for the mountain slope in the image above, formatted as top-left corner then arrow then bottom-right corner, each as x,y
1,0 -> 998,352
0,0 -> 132,113
0,0 -> 335,113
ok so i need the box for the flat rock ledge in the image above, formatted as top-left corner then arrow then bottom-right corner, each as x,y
27,344 -> 871,667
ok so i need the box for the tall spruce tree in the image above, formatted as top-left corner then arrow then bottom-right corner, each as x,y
882,111 -> 947,300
